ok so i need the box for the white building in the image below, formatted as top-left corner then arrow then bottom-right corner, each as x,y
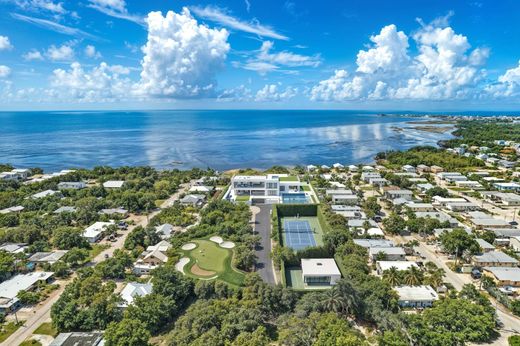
405,202 -> 435,212
455,180 -> 483,190
228,174 -> 309,204
31,190 -> 58,199
353,239 -> 394,248
82,221 -> 113,243
0,272 -> 54,313
402,165 -> 416,173
494,182 -> 520,192
395,285 -> 439,308
445,201 -> 480,212
103,180 -> 125,189
384,189 -> 413,201
118,282 -> 153,308
57,181 -> 86,190
301,258 -> 341,288
376,261 -> 418,275
369,247 -> 406,261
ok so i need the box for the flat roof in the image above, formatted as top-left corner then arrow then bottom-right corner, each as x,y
0,272 -> 53,299
103,180 -> 125,188
475,251 -> 518,264
369,247 -> 406,256
377,261 -> 418,271
353,239 -> 394,248
471,218 -> 510,226
395,285 -> 439,302
301,258 -> 341,276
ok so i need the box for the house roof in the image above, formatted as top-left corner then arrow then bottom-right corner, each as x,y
0,243 -> 27,254
301,258 -> 341,276
29,250 -> 68,263
377,261 -> 418,272
31,190 -> 58,199
353,239 -> 394,248
50,332 -> 104,346
54,206 -> 76,214
369,247 -> 406,256
395,285 -> 439,302
103,180 -> 125,188
476,238 -> 495,250
119,282 -> 153,307
0,272 -> 54,299
475,251 -> 519,264
484,267 -> 520,282
83,221 -> 113,238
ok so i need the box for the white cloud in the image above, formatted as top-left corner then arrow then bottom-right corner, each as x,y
11,13 -> 100,40
85,45 -> 102,59
23,50 -> 44,61
0,66 -> 11,78
46,43 -> 74,61
190,6 -> 288,40
88,0 -> 144,25
485,60 -> 520,98
217,84 -> 253,102
244,0 -> 251,12
137,9 -> 230,98
235,41 -> 320,75
311,17 -> 489,102
50,61 -> 131,101
255,83 -> 297,101
12,0 -> 66,14
0,36 -> 13,50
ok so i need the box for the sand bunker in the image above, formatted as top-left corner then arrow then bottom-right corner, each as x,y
219,241 -> 236,249
175,257 -> 190,274
210,236 -> 223,244
181,243 -> 197,251
191,263 -> 216,277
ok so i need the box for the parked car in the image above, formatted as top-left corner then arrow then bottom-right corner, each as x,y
471,269 -> 482,279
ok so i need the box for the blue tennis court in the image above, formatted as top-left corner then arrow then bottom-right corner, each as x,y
283,220 -> 316,250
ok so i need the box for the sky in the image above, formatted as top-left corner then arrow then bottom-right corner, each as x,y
0,0 -> 520,111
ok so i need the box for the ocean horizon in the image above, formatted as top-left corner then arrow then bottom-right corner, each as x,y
0,110 -> 457,172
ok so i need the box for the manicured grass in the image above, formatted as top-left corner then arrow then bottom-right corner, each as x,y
280,176 -> 299,182
0,321 -> 23,342
33,322 -> 57,337
181,239 -> 245,286
285,266 -> 304,289
302,185 -> 311,191
89,244 -> 110,260
235,195 -> 250,202
20,340 -> 42,346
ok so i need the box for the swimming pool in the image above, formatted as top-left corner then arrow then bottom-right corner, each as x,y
282,193 -> 309,204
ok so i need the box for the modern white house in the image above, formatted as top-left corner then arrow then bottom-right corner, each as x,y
494,182 -> 520,192
301,258 -> 341,288
395,285 -> 439,308
0,169 -> 30,181
82,221 -> 114,243
226,174 -> 311,204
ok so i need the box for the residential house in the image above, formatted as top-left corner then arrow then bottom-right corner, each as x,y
28,251 -> 68,265
133,240 -> 172,275
99,208 -> 128,217
57,181 -> 86,190
384,189 -> 413,201
118,282 -> 153,308
415,211 -> 459,227
103,180 -> 125,189
483,267 -> 520,287
430,166 -> 444,173
405,202 -> 435,212
306,164 -> 317,172
54,206 -> 76,214
333,163 -> 344,169
82,221 -> 114,243
416,164 -> 430,173
348,165 -> 359,172
476,238 -> 495,253
416,183 -> 435,192
402,165 -> 416,173
470,217 -> 511,230
0,243 -> 28,254
376,261 -> 418,275
0,272 -> 54,314
31,190 -> 58,199
50,332 -> 104,346
0,206 -> 24,214
395,285 -> 439,308
301,258 -> 341,288
369,247 -> 406,261
155,223 -> 175,239
180,194 -> 206,206
353,239 -> 394,249
473,251 -> 519,268
189,185 -> 215,194
445,201 -> 480,212
494,182 -> 520,192
482,191 -> 520,206
455,180 -> 483,190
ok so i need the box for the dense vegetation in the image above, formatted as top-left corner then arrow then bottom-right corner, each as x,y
376,146 -> 485,171
442,120 -> 520,148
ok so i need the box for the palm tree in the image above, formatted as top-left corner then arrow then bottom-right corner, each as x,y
320,286 -> 346,313
426,270 -> 444,289
336,280 -> 360,318
404,266 -> 423,286
383,267 -> 401,287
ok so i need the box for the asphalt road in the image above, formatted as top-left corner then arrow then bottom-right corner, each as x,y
252,204 -> 276,285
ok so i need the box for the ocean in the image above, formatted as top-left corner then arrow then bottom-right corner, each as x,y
0,110 -> 454,172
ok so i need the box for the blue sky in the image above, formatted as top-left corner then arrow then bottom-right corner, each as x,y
0,0 -> 519,110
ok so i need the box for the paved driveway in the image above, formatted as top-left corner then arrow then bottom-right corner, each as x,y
252,204 -> 276,285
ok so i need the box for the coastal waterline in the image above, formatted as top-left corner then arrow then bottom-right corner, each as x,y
0,110 -> 454,172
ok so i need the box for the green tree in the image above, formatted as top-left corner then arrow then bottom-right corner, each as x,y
382,213 -> 406,235
104,318 -> 150,346
439,228 -> 479,259
124,294 -> 176,334
231,326 -> 270,346
403,266 -> 423,286
382,267 -> 401,287
52,227 -> 90,250
63,247 -> 89,266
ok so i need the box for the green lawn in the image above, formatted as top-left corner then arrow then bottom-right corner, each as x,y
33,322 -> 57,337
181,239 -> 245,286
235,195 -> 250,202
280,176 -> 299,182
285,267 -> 304,289
0,321 -> 23,342
302,185 -> 311,191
